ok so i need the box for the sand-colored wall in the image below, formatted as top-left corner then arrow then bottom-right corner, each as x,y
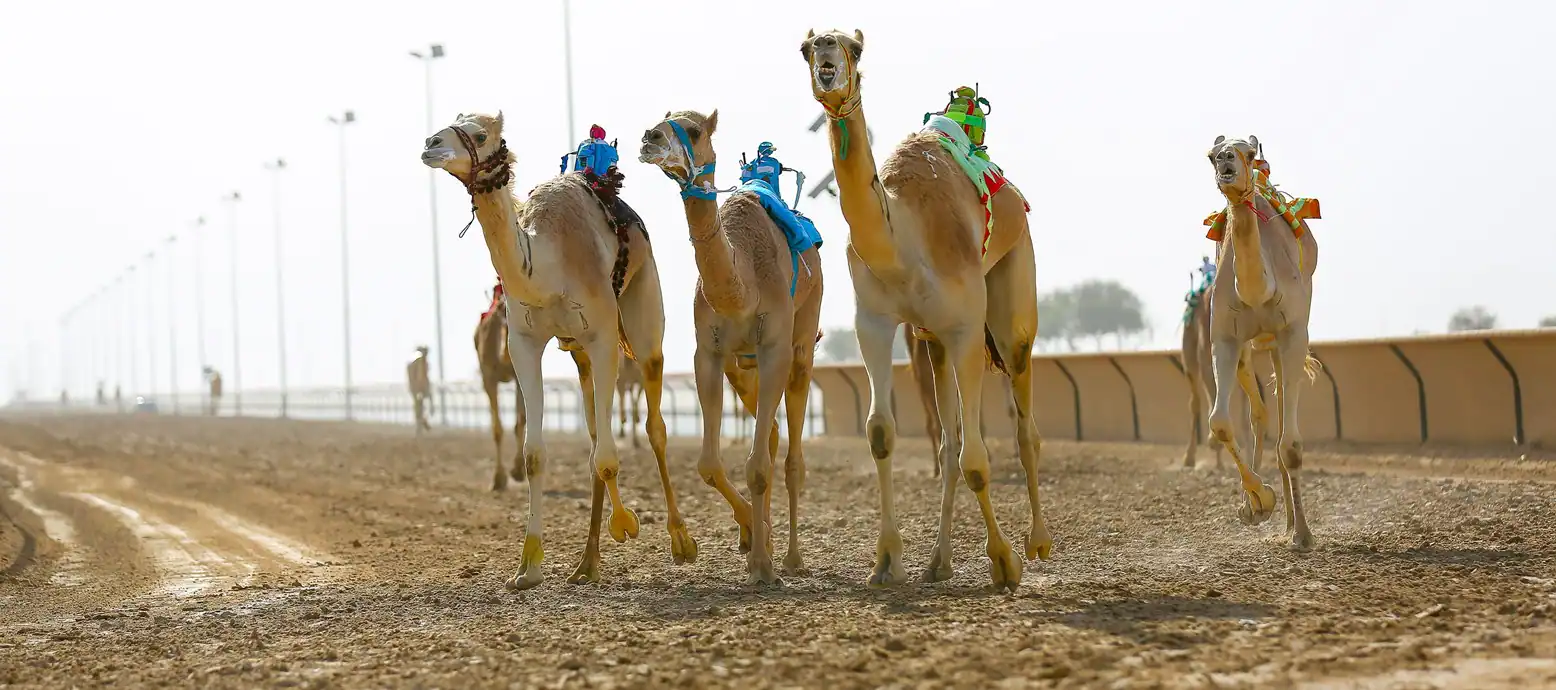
810,330 -> 1553,448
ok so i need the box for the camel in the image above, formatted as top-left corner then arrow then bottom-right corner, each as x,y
1180,259 -> 1275,471
201,366 -> 222,416
802,29 -> 1048,591
615,351 -> 643,449
1203,134 -> 1321,551
406,345 -> 433,434
474,278 -> 527,489
904,323 -> 1018,478
424,112 -> 695,589
639,111 -> 824,584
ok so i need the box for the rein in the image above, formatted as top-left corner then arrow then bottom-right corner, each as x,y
814,54 -> 862,160
449,124 -> 513,238
656,119 -> 734,202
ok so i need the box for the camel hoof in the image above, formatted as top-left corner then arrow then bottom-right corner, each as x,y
989,542 -> 1023,593
608,507 -> 640,543
567,555 -> 601,585
1290,530 -> 1316,553
505,570 -> 544,591
509,464 -> 526,483
782,549 -> 809,576
491,471 -> 508,492
738,524 -> 753,554
1027,527 -> 1053,562
921,549 -> 954,583
1238,483 -> 1277,526
868,552 -> 909,588
746,556 -> 782,587
668,521 -> 698,565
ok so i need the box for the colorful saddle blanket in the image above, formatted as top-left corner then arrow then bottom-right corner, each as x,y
738,178 -> 822,296
480,279 -> 504,323
1203,167 -> 1321,242
922,114 -> 1027,256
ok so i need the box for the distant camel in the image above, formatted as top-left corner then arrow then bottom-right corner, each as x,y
615,351 -> 643,449
406,345 -> 433,435
202,366 -> 223,416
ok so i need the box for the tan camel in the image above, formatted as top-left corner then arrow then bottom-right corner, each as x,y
424,111 -> 696,589
615,351 -> 643,449
1204,135 -> 1321,551
474,279 -> 526,489
904,323 -> 1018,478
406,345 -> 433,434
1180,264 -> 1273,470
802,29 -> 1048,591
201,366 -> 222,416
640,110 -> 824,584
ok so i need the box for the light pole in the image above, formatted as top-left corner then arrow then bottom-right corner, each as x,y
410,43 -> 450,427
328,110 -> 356,419
222,191 -> 243,415
128,265 -> 139,396
114,273 -> 126,409
144,250 -> 158,404
164,235 -> 180,414
264,158 -> 291,418
190,216 -> 208,411
562,1 -> 576,146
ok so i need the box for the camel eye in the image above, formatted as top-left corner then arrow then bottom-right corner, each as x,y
475,132 -> 488,145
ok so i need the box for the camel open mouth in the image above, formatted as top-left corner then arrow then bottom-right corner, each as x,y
637,144 -> 670,166
1216,164 -> 1237,183
816,61 -> 839,88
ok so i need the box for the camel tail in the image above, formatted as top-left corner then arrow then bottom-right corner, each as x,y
1303,352 -> 1322,382
616,315 -> 637,362
983,326 -> 1008,375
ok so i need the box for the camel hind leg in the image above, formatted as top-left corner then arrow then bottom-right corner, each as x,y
615,263 -> 697,565
780,287 -> 823,576
905,325 -> 943,477
566,347 -> 608,584
983,229 -> 1049,564
1272,335 -> 1317,552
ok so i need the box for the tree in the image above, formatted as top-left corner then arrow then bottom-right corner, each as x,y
1037,289 -> 1078,351
1540,315 -> 1556,329
1070,279 -> 1147,350
1447,306 -> 1498,332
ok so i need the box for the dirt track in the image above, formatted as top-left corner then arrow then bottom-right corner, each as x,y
3,414 -> 1556,689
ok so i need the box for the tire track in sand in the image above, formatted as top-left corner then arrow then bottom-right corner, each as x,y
0,451 -> 86,585
3,448 -> 338,601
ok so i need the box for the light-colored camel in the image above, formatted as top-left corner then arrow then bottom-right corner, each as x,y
202,366 -> 222,416
803,29 -> 1048,591
474,285 -> 526,489
640,110 -> 824,584
615,351 -> 643,449
423,111 -> 696,589
904,323 -> 1018,478
1204,134 -> 1321,551
406,345 -> 433,434
1180,272 -> 1273,470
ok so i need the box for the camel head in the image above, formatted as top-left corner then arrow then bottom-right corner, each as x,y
1208,134 -> 1262,200
639,110 -> 719,191
422,112 -> 512,192
801,29 -> 865,112
414,345 -> 429,357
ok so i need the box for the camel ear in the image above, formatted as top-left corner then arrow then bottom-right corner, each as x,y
800,32 -> 813,61
705,109 -> 719,136
849,30 -> 865,60
1213,135 -> 1226,146
494,110 -> 505,131
1248,134 -> 1260,155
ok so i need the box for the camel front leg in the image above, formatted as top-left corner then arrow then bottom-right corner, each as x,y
1208,339 -> 1277,526
695,346 -> 753,552
1274,332 -> 1316,551
744,339 -> 793,586
1008,360 -> 1050,562
585,338 -> 639,547
484,377 -> 508,491
642,356 -> 697,564
1183,370 -> 1204,469
504,334 -> 551,591
631,385 -> 642,450
949,330 -> 1021,592
1236,346 -> 1270,473
511,377 -> 529,482
857,310 -> 908,587
922,338 -> 962,583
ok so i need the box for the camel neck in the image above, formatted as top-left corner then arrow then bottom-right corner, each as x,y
681,193 -> 750,316
470,186 -> 538,303
1224,199 -> 1273,306
826,103 -> 901,273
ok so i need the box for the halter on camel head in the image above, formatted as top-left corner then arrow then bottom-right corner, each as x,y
643,116 -> 733,202
445,118 -> 513,239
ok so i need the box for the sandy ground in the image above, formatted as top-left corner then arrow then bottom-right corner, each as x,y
2,413 -> 1555,689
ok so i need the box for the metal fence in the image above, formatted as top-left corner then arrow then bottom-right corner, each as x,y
51,374 -> 827,441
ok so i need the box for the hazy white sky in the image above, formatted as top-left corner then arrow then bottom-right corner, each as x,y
3,0 -> 1553,401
